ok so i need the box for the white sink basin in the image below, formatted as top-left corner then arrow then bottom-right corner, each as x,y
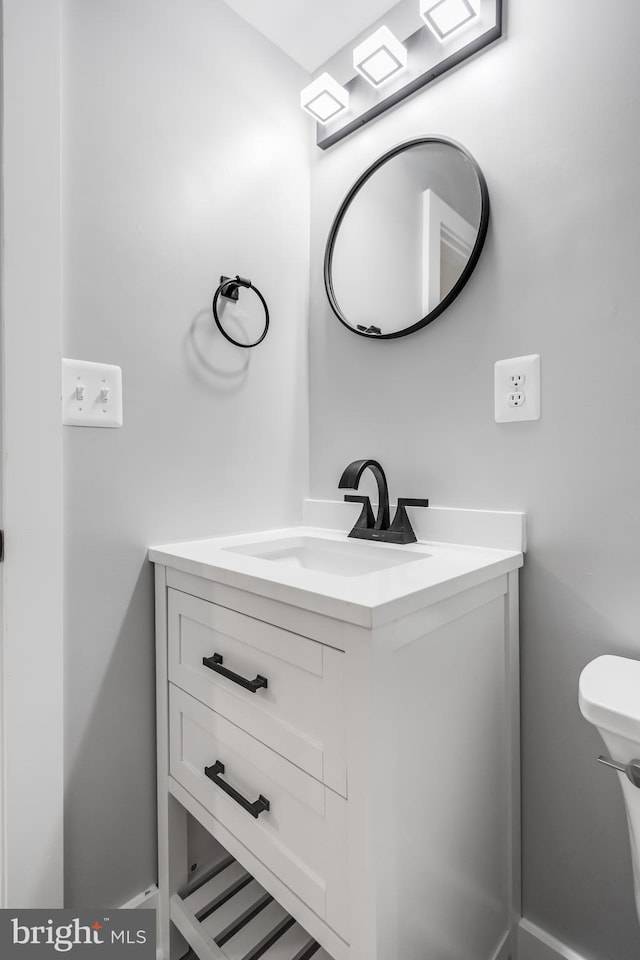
149,523 -> 523,627
224,535 -> 429,577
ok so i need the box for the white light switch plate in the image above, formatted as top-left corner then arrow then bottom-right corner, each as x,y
494,354 -> 540,422
62,358 -> 123,427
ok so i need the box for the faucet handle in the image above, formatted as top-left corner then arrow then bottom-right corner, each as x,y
344,494 -> 375,531
388,497 -> 429,544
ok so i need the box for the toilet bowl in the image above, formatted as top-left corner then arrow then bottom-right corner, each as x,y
579,655 -> 640,924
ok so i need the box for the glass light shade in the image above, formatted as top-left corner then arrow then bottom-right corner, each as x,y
300,72 -> 349,124
353,26 -> 408,88
420,0 -> 478,41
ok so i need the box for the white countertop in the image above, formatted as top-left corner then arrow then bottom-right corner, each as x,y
149,526 -> 523,627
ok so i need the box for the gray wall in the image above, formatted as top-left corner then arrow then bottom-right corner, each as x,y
62,0 -> 310,906
309,1 -> 640,958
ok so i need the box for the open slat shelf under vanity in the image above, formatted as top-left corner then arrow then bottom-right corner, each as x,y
171,855 -> 331,960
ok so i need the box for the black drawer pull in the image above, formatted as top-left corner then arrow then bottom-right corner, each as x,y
202,653 -> 268,693
204,761 -> 270,819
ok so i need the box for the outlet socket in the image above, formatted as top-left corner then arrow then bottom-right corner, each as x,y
495,355 -> 540,422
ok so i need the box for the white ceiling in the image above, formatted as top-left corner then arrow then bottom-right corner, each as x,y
222,0 -> 402,73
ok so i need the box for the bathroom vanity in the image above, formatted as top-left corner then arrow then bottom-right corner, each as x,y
150,510 -> 523,960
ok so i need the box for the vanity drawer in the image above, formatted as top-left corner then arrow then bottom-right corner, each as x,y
167,588 -> 346,796
169,685 -> 349,941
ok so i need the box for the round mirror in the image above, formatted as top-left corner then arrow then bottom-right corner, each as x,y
324,138 -> 489,339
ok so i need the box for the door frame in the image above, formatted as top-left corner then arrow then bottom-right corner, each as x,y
0,0 -> 64,907
422,188 -> 477,314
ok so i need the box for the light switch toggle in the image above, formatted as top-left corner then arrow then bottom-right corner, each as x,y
62,359 -> 123,428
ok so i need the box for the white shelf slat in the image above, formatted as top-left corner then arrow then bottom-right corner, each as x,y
202,880 -> 270,942
170,894 -> 226,960
183,861 -> 250,917
259,923 -> 317,960
222,900 -> 289,959
174,853 -> 330,960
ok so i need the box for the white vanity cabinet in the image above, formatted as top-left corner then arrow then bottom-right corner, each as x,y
152,527 -> 522,960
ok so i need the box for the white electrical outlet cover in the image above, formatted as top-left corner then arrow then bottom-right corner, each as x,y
495,354 -> 540,423
62,358 -> 123,427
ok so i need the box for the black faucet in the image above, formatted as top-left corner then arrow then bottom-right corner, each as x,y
338,459 -> 429,545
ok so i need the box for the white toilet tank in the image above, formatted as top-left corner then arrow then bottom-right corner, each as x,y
579,655 -> 640,925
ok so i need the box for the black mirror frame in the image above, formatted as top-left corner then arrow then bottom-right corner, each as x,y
323,137 -> 490,340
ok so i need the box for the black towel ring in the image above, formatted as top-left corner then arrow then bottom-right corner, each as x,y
212,275 -> 269,348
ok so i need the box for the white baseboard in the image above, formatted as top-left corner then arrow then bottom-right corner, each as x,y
518,919 -> 591,960
121,885 -> 161,960
492,930 -> 512,960
120,883 -> 159,912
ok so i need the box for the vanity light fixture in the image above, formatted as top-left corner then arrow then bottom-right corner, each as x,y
302,0 -> 501,149
300,72 -> 349,124
420,0 -> 479,41
352,26 -> 407,88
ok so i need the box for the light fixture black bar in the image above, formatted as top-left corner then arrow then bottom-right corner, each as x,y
318,0 -> 502,150
214,892 -> 274,947
240,915 -> 297,960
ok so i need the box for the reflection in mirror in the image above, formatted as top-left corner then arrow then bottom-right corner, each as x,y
324,138 -> 489,339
